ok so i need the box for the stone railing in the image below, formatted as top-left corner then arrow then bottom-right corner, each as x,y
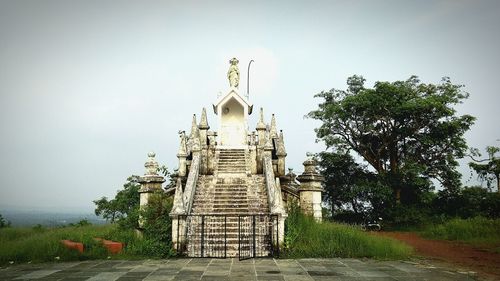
183,153 -> 201,214
263,155 -> 286,215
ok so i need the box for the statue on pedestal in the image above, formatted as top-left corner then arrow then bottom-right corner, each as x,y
227,57 -> 240,88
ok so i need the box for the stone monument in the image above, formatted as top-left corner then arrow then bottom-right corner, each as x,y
138,58 -> 323,258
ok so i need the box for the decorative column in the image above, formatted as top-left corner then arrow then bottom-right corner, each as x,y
296,157 -> 324,221
138,152 -> 165,230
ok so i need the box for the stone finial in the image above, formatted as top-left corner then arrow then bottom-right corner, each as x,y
303,157 -> 317,174
270,114 -> 279,139
296,155 -> 324,187
189,114 -> 199,139
276,130 -> 287,156
256,107 -> 266,130
199,108 -> 209,130
171,178 -> 186,215
144,152 -> 159,176
177,131 -> 187,157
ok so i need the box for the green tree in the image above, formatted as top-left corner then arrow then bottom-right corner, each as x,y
0,213 -> 11,228
318,151 -> 392,218
469,146 -> 500,192
93,175 -> 140,227
308,75 -> 475,203
433,186 -> 500,218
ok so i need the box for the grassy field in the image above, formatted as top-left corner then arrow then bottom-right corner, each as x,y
0,224 -> 142,265
421,217 -> 500,251
283,209 -> 413,259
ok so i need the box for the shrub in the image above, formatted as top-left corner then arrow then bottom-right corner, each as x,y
132,192 -> 174,258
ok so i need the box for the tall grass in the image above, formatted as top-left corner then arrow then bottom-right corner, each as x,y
0,224 -> 140,265
283,207 -> 412,259
421,217 -> 500,246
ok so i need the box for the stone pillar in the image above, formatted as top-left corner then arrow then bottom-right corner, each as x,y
296,157 -> 324,222
138,152 -> 165,229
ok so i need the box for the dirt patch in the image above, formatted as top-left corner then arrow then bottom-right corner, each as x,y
376,231 -> 500,280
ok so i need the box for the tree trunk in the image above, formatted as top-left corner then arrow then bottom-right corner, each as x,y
389,145 -> 400,204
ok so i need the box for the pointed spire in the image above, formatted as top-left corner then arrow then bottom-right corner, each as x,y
177,131 -> 187,157
199,108 -> 209,130
189,114 -> 199,139
256,107 -> 266,130
277,130 -> 287,156
171,178 -> 186,215
270,114 -> 279,139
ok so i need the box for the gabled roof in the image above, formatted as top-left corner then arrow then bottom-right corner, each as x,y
213,88 -> 253,115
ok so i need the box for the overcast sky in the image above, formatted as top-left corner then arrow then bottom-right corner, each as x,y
1,0 -> 499,212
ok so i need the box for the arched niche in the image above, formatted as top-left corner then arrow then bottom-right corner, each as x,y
220,97 -> 245,146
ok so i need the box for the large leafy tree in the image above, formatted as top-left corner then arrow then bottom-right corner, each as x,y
469,146 -> 500,192
309,75 -> 475,203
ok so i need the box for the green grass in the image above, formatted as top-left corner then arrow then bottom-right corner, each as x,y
421,217 -> 500,247
0,224 -> 144,265
283,209 -> 413,259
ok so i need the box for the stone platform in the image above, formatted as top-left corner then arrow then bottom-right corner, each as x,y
0,258 -> 476,281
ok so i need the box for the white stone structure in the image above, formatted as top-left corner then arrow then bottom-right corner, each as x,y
213,89 -> 252,147
138,58 -> 323,257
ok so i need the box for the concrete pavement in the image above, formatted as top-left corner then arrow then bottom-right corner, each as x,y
0,258 -> 477,281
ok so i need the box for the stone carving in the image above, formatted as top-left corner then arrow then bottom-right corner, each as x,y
144,152 -> 159,175
227,57 -> 240,88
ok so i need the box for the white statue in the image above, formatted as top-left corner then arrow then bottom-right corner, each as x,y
227,57 -> 240,88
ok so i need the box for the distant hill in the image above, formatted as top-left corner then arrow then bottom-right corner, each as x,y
0,209 -> 107,227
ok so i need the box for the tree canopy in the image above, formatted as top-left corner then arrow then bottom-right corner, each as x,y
93,175 -> 140,227
469,146 -> 500,192
309,75 -> 475,203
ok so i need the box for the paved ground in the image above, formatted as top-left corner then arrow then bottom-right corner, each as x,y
0,258 -> 478,281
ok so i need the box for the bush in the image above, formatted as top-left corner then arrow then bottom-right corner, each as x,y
433,187 -> 500,219
283,204 -> 412,259
133,192 -> 174,258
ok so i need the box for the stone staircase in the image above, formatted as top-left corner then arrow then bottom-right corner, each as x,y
187,148 -> 272,257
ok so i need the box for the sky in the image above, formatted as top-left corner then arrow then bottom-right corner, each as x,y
0,0 -> 499,212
